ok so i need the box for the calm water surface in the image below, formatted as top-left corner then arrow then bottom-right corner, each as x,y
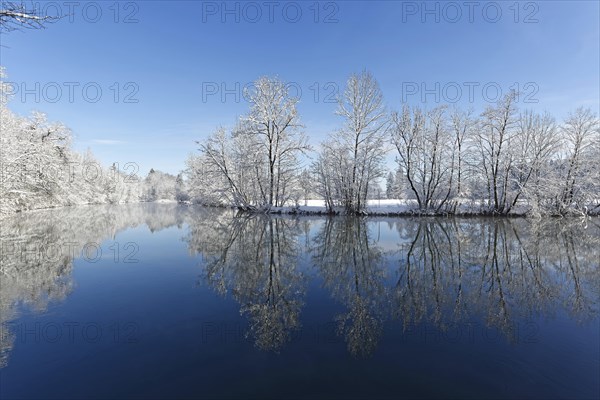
1,204 -> 599,399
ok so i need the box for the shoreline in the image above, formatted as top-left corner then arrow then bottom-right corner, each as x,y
3,200 -> 599,220
257,206 -> 599,218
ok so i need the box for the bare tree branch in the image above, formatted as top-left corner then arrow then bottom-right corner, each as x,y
1,1 -> 59,32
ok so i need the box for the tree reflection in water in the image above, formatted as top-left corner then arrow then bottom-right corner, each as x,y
392,218 -> 600,341
1,204 -> 598,364
311,217 -> 387,357
186,210 -> 306,352
0,203 -> 187,367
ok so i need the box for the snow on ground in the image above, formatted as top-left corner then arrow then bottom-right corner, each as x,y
268,199 -> 543,216
269,199 -> 420,215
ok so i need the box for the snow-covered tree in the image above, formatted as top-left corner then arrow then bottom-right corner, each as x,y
385,172 -> 395,199
391,105 -> 456,211
175,173 -> 189,202
1,68 -> 145,214
512,110 -> 561,216
240,76 -> 311,208
144,169 -> 177,202
296,169 -> 313,206
190,127 -> 258,208
450,107 -> 475,200
312,139 -> 348,212
473,92 -> 520,214
552,108 -> 600,214
316,71 -> 389,214
189,77 -> 310,210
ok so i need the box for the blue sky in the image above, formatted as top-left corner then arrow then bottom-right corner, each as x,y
2,0 -> 599,175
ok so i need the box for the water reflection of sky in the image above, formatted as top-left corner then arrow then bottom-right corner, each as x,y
1,204 -> 598,399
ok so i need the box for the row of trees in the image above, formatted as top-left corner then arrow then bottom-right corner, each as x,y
2,67 -> 598,217
385,97 -> 600,215
0,69 -> 185,216
2,4 -> 598,217
190,72 -> 599,216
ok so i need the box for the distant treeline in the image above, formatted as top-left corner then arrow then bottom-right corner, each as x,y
0,68 -> 192,216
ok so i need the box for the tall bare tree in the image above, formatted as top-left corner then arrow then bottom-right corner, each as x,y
556,108 -> 600,214
242,77 -> 310,208
391,105 -> 455,211
190,77 -> 310,210
513,110 -> 561,216
323,71 -> 388,213
474,91 -> 519,214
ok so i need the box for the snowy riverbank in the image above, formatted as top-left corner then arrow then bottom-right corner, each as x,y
4,199 -> 599,220
264,199 -> 599,217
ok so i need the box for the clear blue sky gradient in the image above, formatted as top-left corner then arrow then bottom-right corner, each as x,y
2,0 -> 599,175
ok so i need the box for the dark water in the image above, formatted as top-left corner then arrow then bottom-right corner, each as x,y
1,204 -> 599,399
